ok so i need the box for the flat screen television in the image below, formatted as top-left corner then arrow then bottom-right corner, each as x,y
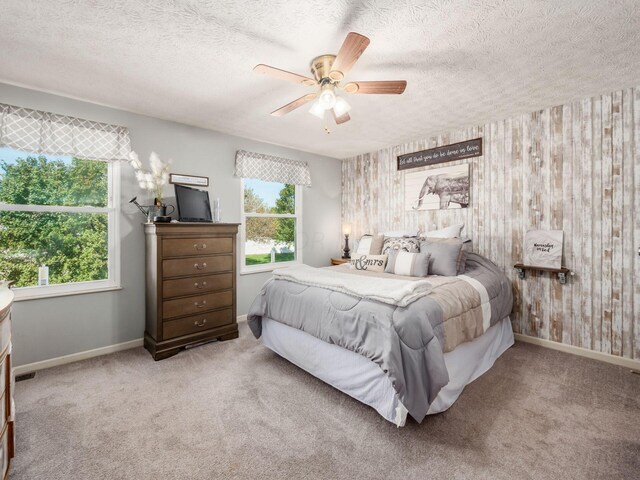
174,184 -> 213,222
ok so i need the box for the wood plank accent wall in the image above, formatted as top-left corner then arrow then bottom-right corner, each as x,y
341,87 -> 640,360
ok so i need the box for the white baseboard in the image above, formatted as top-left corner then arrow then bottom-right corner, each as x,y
14,315 -> 250,376
14,338 -> 143,376
514,333 -> 640,371
13,322 -> 638,376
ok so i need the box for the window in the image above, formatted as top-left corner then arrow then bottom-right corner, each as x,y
0,146 -> 120,299
240,178 -> 301,273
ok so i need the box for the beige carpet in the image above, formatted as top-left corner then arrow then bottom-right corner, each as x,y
11,322 -> 640,480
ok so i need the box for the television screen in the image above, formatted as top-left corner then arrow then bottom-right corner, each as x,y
174,184 -> 212,222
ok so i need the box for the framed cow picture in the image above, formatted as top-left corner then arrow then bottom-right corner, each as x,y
404,163 -> 470,211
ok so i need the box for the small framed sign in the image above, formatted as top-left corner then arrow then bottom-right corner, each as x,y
397,138 -> 483,171
169,173 -> 209,187
524,230 -> 564,269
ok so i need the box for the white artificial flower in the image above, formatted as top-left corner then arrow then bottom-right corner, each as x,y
149,152 -> 163,176
129,151 -> 171,201
129,151 -> 142,170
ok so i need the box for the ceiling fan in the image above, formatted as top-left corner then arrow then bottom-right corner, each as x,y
254,32 -> 407,126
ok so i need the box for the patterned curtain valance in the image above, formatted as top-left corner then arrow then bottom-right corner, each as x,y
235,150 -> 312,187
0,103 -> 131,162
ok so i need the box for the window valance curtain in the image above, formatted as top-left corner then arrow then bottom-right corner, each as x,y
0,103 -> 131,162
235,150 -> 312,187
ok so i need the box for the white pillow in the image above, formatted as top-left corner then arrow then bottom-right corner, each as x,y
425,223 -> 464,238
382,230 -> 419,237
356,236 -> 372,254
355,234 -> 384,255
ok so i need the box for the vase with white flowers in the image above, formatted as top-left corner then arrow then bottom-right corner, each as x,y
129,151 -> 173,222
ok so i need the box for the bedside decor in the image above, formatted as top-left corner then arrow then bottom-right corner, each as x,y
342,223 -> 351,259
524,230 -> 563,269
331,257 -> 349,266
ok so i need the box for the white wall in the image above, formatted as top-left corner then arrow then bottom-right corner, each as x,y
0,83 -> 342,366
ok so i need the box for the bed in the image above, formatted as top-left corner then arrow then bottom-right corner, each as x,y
247,252 -> 514,426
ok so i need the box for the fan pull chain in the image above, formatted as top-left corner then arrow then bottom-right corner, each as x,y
324,112 -> 331,134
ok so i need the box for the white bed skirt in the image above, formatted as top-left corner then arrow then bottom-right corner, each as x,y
261,316 -> 514,426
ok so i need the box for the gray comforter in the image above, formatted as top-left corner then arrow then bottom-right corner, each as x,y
247,253 -> 513,423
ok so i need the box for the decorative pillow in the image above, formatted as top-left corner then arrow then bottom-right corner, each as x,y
355,234 -> 385,255
419,239 -> 464,276
349,254 -> 388,272
420,223 -> 465,239
422,237 -> 470,274
382,236 -> 420,255
385,251 -> 431,277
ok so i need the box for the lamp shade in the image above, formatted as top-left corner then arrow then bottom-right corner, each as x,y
318,84 -> 336,109
333,96 -> 351,117
308,99 -> 325,119
342,223 -> 352,235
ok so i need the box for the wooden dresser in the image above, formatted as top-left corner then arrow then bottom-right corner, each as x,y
0,286 -> 14,479
144,223 -> 240,360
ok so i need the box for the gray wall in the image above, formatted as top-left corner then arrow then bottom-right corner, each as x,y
0,83 -> 342,366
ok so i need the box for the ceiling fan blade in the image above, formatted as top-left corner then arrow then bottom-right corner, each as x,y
329,32 -> 370,81
343,80 -> 407,94
332,109 -> 351,125
254,64 -> 316,86
270,93 -> 318,116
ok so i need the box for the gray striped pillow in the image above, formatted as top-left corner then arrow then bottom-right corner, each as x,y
384,251 -> 431,277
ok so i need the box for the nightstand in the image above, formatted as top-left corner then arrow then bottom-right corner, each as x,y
331,257 -> 349,265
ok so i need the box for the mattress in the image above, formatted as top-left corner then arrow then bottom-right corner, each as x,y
260,315 -> 514,426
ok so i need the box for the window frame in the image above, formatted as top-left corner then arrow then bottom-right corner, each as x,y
0,159 -> 121,300
239,178 -> 303,275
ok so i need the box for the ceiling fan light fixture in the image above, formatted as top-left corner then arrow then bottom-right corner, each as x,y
255,32 -> 406,127
318,83 -> 337,110
333,96 -> 351,117
308,99 -> 326,119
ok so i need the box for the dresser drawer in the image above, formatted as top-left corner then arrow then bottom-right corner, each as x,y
0,394 -> 5,433
162,255 -> 233,278
0,317 -> 10,359
0,423 -> 7,480
0,355 -> 5,410
163,273 -> 233,299
163,308 -> 233,339
162,237 -> 233,258
163,290 -> 233,320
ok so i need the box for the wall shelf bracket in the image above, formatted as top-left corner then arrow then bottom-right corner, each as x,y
513,263 -> 571,285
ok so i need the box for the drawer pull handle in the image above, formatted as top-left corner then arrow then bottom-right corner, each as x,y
194,281 -> 207,289
194,319 -> 207,327
194,243 -> 207,250
194,262 -> 207,270
194,301 -> 207,308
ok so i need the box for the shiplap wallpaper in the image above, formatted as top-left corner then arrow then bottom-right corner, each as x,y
342,86 -> 640,360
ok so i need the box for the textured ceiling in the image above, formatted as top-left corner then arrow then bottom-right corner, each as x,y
1,0 -> 640,159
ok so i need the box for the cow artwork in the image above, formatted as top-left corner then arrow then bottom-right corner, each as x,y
404,163 -> 470,211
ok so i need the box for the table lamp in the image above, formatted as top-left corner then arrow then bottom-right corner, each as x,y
342,223 -> 352,259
